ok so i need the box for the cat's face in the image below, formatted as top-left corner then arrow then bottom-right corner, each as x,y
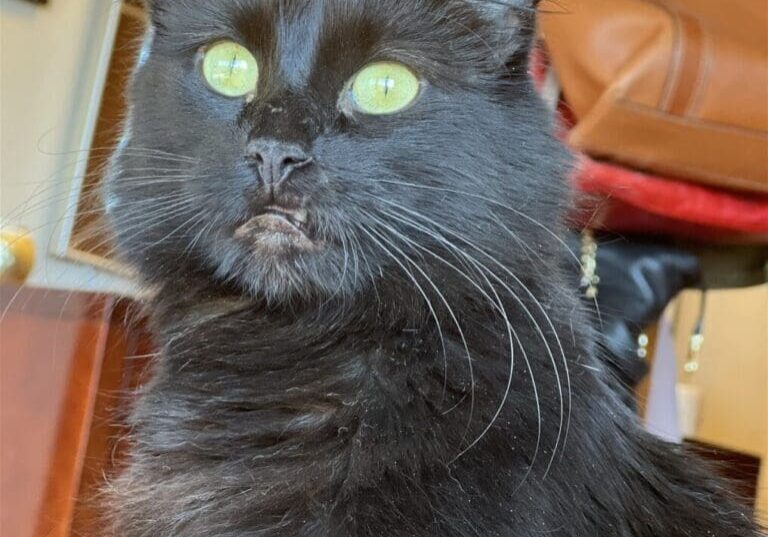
107,0 -> 564,302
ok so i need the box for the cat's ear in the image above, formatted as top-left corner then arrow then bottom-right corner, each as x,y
465,0 -> 540,64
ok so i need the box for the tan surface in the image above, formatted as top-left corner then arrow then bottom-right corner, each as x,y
673,285 -> 768,519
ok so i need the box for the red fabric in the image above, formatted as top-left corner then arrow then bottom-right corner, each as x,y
574,197 -> 768,243
574,157 -> 768,237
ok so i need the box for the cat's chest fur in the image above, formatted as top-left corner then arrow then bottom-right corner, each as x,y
117,295 -> 569,535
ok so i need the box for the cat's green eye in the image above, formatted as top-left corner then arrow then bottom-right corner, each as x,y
201,41 -> 259,98
348,62 -> 421,115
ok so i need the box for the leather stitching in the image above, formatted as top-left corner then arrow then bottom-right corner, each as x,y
668,13 -> 704,115
685,11 -> 712,117
647,0 -> 684,111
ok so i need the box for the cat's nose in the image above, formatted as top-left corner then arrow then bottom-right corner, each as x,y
246,138 -> 313,187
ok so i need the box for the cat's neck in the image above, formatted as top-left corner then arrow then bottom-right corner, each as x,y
146,274 -> 564,471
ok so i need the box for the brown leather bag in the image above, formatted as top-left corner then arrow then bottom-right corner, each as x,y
539,0 -> 768,193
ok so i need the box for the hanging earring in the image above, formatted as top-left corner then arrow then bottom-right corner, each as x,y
579,230 -> 600,299
637,332 -> 650,359
684,291 -> 708,375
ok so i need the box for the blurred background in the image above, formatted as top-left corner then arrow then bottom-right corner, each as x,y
1,0 -> 766,535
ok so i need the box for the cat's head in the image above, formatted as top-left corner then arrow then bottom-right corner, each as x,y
106,0 -> 566,303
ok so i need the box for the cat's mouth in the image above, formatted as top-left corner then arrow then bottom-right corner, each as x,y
261,206 -> 309,232
234,206 -> 316,252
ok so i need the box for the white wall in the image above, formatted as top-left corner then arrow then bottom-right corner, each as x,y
1,0 -> 134,295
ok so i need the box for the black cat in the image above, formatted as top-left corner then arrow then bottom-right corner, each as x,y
104,1 -> 763,535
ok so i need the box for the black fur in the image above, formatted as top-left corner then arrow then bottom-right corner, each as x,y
104,1 -> 763,535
